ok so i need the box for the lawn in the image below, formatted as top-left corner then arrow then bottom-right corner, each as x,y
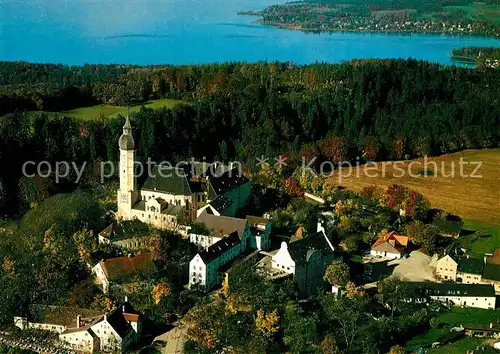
330,149 -> 500,226
458,219 -> 500,257
428,337 -> 496,354
29,98 -> 186,120
406,307 -> 500,352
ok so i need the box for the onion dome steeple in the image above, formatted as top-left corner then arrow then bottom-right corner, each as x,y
118,112 -> 134,150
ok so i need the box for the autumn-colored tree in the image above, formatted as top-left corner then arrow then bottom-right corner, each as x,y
389,345 -> 407,354
321,179 -> 338,199
185,302 -> 223,350
324,260 -> 350,287
405,221 -> 438,253
360,185 -> 383,201
260,164 -> 285,189
255,309 -> 280,338
345,281 -> 365,298
338,215 -> 355,233
283,177 -> 304,197
317,335 -> 341,354
392,136 -> 405,159
322,136 -> 349,163
153,280 -> 171,304
334,200 -> 343,216
2,257 -> 16,276
384,184 -> 406,210
149,234 -> 169,261
362,136 -> 380,161
299,142 -> 320,164
73,228 -> 97,264
295,226 -> 305,240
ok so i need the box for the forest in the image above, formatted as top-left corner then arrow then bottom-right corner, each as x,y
0,59 -> 499,218
239,0 -> 500,37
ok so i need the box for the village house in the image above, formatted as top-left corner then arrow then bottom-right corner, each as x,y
189,210 -> 250,250
482,249 -> 500,293
14,299 -> 142,353
93,253 -> 157,294
433,218 -> 463,238
370,231 -> 409,259
89,300 -> 141,353
116,115 -> 251,233
436,254 -> 458,281
188,210 -> 271,291
411,282 -> 496,310
461,322 -> 500,338
271,223 -> 336,297
98,221 -> 152,251
189,231 -> 243,290
435,249 -> 500,294
457,257 -> 484,284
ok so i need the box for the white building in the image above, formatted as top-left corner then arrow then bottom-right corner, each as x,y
370,231 -> 409,260
189,231 -> 242,290
412,283 -> 496,310
89,301 -> 140,353
188,211 -> 272,291
93,253 -> 157,294
98,221 -> 152,251
14,300 -> 142,353
272,224 -> 336,297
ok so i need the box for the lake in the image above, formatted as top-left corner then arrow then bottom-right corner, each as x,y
1,0 -> 499,65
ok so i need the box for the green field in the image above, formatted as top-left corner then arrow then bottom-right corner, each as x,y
443,3 -> 500,23
406,307 -> 500,352
458,219 -> 500,257
29,98 -> 186,120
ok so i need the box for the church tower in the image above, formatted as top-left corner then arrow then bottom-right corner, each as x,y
117,114 -> 138,219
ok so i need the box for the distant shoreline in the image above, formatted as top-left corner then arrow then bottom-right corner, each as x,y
243,18 -> 500,38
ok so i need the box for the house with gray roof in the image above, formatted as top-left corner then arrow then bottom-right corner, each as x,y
188,211 -> 272,291
457,257 -> 484,284
271,223 -> 337,297
410,282 -> 496,310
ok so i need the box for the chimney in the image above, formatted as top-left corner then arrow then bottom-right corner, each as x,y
76,315 -> 81,328
104,314 -> 107,321
317,221 -> 325,235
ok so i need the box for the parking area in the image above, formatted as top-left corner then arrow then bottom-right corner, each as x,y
392,251 -> 438,282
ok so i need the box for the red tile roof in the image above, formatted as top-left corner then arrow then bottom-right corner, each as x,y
371,231 -> 409,249
100,254 -> 156,281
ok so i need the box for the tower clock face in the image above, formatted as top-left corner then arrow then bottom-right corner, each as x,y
120,192 -> 129,203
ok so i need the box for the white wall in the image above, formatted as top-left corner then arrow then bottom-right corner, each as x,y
370,250 -> 401,260
272,242 -> 296,274
189,234 -> 222,249
92,263 -> 109,294
431,295 -> 495,310
59,330 -> 96,353
189,255 -> 207,288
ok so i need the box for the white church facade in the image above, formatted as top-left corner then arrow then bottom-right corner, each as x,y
115,115 -> 251,234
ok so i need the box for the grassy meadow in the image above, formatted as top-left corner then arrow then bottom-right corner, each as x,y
29,98 -> 185,120
406,307 -> 500,353
331,149 -> 500,227
443,2 -> 500,24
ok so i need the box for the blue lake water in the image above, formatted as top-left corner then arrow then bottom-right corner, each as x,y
1,0 -> 499,65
